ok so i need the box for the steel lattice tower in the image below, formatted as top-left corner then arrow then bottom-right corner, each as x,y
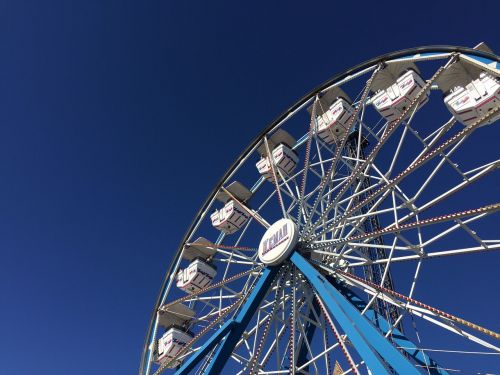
345,131 -> 403,333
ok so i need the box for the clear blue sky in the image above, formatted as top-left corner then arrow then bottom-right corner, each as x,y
0,1 -> 498,374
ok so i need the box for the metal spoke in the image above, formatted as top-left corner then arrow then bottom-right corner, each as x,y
336,269 -> 500,341
305,58 -> 457,239
309,203 -> 500,251
308,104 -> 499,242
302,65 -> 382,238
297,97 -> 319,226
264,136 -> 289,219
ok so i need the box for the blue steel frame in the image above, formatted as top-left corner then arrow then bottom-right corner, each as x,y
175,266 -> 280,375
291,252 -> 419,374
296,298 -> 320,371
172,251 -> 448,374
333,280 -> 448,375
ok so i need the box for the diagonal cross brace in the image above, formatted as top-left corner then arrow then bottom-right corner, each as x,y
335,281 -> 448,375
175,266 -> 280,375
296,298 -> 320,370
291,251 -> 419,374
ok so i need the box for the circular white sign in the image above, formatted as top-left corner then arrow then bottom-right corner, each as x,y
258,219 -> 298,265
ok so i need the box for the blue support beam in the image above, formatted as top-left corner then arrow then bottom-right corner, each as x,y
296,298 -> 320,370
202,266 -> 280,374
175,320 -> 233,375
334,281 -> 448,375
175,266 -> 279,375
291,252 -> 420,375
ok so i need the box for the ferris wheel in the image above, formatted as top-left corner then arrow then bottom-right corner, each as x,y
140,45 -> 500,375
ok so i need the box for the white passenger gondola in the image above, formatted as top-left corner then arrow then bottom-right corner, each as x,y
156,327 -> 193,368
437,44 -> 499,126
154,302 -> 195,367
176,257 -> 216,294
309,87 -> 355,144
210,181 -> 252,234
371,62 -> 429,122
255,129 -> 298,181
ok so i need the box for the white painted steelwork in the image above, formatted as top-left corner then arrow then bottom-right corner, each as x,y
141,46 -> 500,375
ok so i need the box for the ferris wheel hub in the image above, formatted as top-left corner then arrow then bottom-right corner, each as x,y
258,218 -> 299,265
